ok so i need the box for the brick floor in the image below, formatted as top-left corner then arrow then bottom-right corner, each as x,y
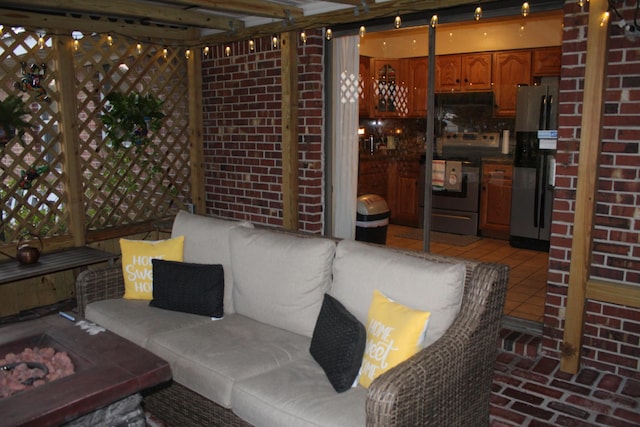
491,351 -> 640,426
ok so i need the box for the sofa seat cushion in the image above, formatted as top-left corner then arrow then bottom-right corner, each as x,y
85,299 -> 212,347
145,313 -> 312,408
331,240 -> 466,347
229,227 -> 336,338
232,356 -> 367,427
171,211 -> 254,314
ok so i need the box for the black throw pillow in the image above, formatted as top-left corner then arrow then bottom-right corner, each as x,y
310,293 -> 366,393
150,259 -> 224,317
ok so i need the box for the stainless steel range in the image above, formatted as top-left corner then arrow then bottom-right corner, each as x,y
436,131 -> 501,164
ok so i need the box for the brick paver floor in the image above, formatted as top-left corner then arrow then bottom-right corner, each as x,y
491,351 -> 640,426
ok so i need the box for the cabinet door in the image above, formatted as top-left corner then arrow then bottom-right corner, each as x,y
532,46 -> 561,76
493,50 -> 532,117
395,176 -> 419,227
406,57 -> 428,116
435,55 -> 461,92
480,163 -> 513,239
461,53 -> 492,91
359,56 -> 372,116
372,59 -> 407,116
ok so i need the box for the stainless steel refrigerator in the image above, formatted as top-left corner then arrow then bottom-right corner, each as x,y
510,78 -> 558,251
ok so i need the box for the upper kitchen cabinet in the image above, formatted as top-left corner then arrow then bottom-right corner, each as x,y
435,53 -> 492,92
404,57 -> 428,117
532,46 -> 562,77
359,56 -> 372,117
493,50 -> 532,117
371,59 -> 409,117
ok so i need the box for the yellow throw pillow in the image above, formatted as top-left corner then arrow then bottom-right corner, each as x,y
120,236 -> 185,300
359,289 -> 431,388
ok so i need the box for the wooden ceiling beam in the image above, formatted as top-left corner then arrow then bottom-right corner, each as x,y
169,0 -> 304,19
1,0 -> 243,31
0,8 -> 192,41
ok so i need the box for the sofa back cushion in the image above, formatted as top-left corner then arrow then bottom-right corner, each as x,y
331,240 -> 466,347
171,210 -> 253,314
229,227 -> 336,337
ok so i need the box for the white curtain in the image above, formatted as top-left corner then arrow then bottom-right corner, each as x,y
331,35 -> 360,239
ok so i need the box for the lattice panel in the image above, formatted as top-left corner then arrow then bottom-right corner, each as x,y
73,33 -> 190,230
373,79 -> 409,116
0,28 -> 68,243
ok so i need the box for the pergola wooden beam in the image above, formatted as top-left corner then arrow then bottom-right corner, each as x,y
561,0 -> 609,374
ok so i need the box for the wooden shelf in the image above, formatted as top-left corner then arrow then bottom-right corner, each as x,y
0,247 -> 117,285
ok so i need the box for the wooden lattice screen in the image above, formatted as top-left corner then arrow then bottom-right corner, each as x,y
1,27 -> 191,244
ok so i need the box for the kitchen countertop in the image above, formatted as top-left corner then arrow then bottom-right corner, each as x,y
482,155 -> 514,165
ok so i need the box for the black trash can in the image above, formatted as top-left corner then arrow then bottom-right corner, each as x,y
356,194 -> 390,245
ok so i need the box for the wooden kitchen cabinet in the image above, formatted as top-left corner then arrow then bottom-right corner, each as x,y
359,56 -> 372,116
435,53 -> 492,92
532,46 -> 562,76
371,59 -> 407,117
404,57 -> 428,117
493,50 -> 532,117
480,162 -> 513,239
358,160 -> 388,200
388,160 -> 420,227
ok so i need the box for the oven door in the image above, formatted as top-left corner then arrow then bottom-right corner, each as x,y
431,166 -> 480,235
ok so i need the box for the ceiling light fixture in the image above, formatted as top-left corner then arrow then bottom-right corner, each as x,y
522,2 -> 530,17
430,15 -> 439,28
394,14 -> 402,29
474,6 -> 483,21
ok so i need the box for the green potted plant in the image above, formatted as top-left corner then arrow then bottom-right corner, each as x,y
0,94 -> 31,147
101,91 -> 165,149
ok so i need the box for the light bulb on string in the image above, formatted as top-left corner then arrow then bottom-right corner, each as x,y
225,46 -> 231,56
136,43 -> 142,54
185,49 -> 191,60
301,31 -> 307,44
394,14 -> 402,29
474,6 -> 482,21
359,26 -> 366,37
430,15 -> 438,28
522,2 -> 530,17
325,29 -> 332,41
578,0 -> 584,7
0,25 -> 3,36
272,35 -> 279,48
203,46 -> 210,57
249,39 -> 255,52
37,31 -> 45,49
73,38 -> 79,51
107,34 -> 113,46
163,47 -> 168,59
600,11 -> 609,27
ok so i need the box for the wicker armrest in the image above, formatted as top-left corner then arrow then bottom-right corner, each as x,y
366,262 -> 508,427
75,263 -> 125,317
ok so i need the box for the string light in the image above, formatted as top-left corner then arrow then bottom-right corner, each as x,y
185,49 -> 191,59
474,6 -> 483,21
249,39 -> 255,52
225,46 -> 231,56
578,0 -> 585,7
162,47 -> 168,59
272,35 -> 279,48
300,30 -> 307,44
0,25 -> 3,36
600,11 -> 610,27
325,29 -> 332,40
37,31 -> 45,49
107,34 -> 113,46
430,15 -> 439,28
203,46 -> 210,57
73,38 -> 79,51
394,14 -> 402,29
522,2 -> 530,17
136,42 -> 142,54
359,26 -> 366,37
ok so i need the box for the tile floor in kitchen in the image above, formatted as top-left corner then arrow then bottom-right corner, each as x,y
386,224 -> 549,323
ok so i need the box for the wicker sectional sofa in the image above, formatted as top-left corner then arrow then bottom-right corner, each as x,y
75,211 -> 508,427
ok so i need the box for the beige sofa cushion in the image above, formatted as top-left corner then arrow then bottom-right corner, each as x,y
331,240 -> 466,347
232,356 -> 366,427
229,227 -> 336,337
171,210 -> 253,314
145,313 -> 311,408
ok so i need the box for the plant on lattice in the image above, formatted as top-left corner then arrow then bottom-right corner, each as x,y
0,94 -> 32,146
101,91 -> 165,149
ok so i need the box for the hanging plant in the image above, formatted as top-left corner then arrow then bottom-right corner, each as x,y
101,91 -> 165,149
0,95 -> 31,148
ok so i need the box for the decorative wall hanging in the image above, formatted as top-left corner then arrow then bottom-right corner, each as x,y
15,62 -> 50,103
0,94 -> 31,147
101,91 -> 165,149
18,165 -> 49,189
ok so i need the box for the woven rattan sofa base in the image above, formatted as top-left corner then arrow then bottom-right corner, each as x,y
144,381 -> 252,427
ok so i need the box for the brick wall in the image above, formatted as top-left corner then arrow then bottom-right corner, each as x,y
201,30 -> 325,233
545,1 -> 640,376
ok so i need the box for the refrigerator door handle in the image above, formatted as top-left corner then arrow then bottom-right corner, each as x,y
545,95 -> 553,130
539,154 -> 548,229
533,155 -> 541,228
538,95 -> 547,130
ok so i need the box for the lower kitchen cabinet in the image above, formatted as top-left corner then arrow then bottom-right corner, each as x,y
480,162 -> 513,239
388,160 -> 420,227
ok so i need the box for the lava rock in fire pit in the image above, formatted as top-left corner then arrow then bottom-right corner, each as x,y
0,347 -> 74,398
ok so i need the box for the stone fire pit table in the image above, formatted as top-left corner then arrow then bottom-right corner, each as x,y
0,314 -> 171,426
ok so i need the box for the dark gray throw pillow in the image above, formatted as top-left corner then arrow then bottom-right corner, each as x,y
310,293 -> 366,393
150,259 -> 224,317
